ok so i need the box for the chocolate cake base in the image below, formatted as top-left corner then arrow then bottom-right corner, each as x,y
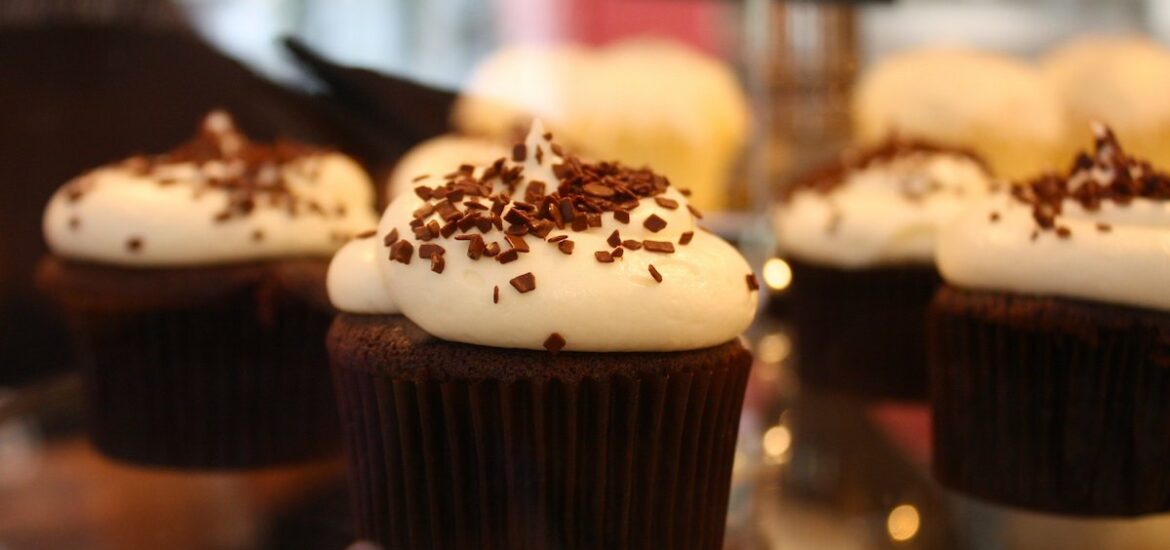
787,257 -> 939,400
38,256 -> 340,469
929,286 -> 1170,516
328,314 -> 753,549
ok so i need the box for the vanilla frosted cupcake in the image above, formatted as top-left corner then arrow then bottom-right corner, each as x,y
1043,35 -> 1170,168
451,39 -> 749,212
327,121 -> 757,548
774,138 -> 994,398
931,124 -> 1170,515
39,111 -> 377,468
854,48 -> 1066,181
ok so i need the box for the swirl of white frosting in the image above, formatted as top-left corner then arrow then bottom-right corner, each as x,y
328,121 -> 758,352
774,150 -> 994,268
44,112 -> 378,266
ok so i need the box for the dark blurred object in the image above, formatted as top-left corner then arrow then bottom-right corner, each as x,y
0,10 -> 375,384
283,37 -> 458,203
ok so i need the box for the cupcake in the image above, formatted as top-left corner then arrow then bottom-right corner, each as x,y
327,121 -> 758,548
854,47 -> 1067,181
385,133 -> 507,201
930,123 -> 1170,516
39,111 -> 377,468
1043,35 -> 1170,168
451,39 -> 750,212
773,138 -> 995,399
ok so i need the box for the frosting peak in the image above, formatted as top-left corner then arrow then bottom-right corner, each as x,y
44,111 -> 377,266
327,121 -> 758,352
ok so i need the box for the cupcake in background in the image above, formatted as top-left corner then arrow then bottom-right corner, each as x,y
39,110 -> 377,468
854,48 -> 1067,181
385,134 -> 507,201
773,137 -> 995,399
1043,35 -> 1170,168
327,121 -> 757,548
451,39 -> 750,213
931,123 -> 1170,516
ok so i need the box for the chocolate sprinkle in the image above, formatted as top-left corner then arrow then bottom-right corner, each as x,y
595,251 -> 614,263
1056,226 -> 1072,239
1097,223 -> 1112,233
126,237 -> 143,252
252,229 -> 266,242
389,240 -> 413,264
643,240 -> 675,253
512,144 -> 527,162
497,248 -> 519,264
747,274 -> 760,291
989,212 -> 1000,222
543,333 -> 566,353
418,243 -> 445,259
558,240 -> 575,255
493,286 -> 500,303
679,231 -> 694,245
415,186 -> 433,200
654,197 -> 679,210
648,264 -> 663,283
383,228 -> 399,247
643,214 -> 667,233
412,174 -> 430,183
622,240 -> 642,250
611,247 -> 624,258
686,204 -> 704,220
614,210 -> 630,224
505,234 -> 529,252
607,230 -> 621,248
431,254 -> 445,273
510,272 -> 536,293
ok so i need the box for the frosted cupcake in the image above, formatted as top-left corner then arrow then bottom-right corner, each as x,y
1043,35 -> 1170,168
327,121 -> 758,548
931,123 -> 1170,515
854,47 -> 1066,181
774,137 -> 995,398
39,111 -> 377,468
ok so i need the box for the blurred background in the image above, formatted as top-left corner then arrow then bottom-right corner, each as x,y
4,0 -> 1170,548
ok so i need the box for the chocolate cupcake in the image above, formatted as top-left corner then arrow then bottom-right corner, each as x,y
772,138 -> 994,399
930,123 -> 1170,516
39,111 -> 378,468
326,121 -> 758,548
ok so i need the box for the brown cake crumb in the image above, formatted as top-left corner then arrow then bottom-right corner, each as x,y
648,265 -> 663,283
510,272 -> 536,293
543,332 -> 566,353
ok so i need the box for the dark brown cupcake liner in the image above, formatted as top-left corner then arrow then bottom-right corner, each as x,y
68,289 -> 339,469
786,257 -> 939,400
929,287 -> 1170,516
332,355 -> 751,549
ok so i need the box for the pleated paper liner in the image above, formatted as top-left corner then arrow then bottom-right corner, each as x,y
787,257 -> 940,400
929,286 -> 1170,516
331,332 -> 752,549
71,289 -> 340,469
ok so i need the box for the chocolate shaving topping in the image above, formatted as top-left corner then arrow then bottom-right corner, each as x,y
493,286 -> 500,303
505,234 -> 529,252
611,247 -> 624,258
1097,223 -> 1112,233
607,230 -> 622,248
654,197 -> 679,209
686,205 -> 703,220
252,229 -> 265,241
679,231 -> 694,245
389,240 -> 413,264
643,240 -> 674,253
543,332 -> 566,353
648,264 -> 663,283
595,250 -> 614,263
126,237 -> 143,252
383,228 -> 399,247
484,242 -> 501,257
548,234 -> 568,243
643,214 -> 667,233
412,174 -> 430,183
465,234 -> 486,260
431,254 -> 445,273
614,210 -> 630,224
1012,123 -> 1170,238
497,248 -> 519,264
622,240 -> 642,250
747,274 -> 759,291
355,229 -> 377,239
512,144 -> 527,162
558,240 -> 575,255
510,272 -> 536,293
418,243 -> 445,259
989,212 -> 1000,223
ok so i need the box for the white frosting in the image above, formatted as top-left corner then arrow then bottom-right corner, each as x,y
937,194 -> 1170,312
774,152 -> 994,268
44,114 -> 378,267
328,122 -> 758,352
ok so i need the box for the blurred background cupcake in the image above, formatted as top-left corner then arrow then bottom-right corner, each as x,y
773,137 -> 995,399
1042,34 -> 1170,168
853,47 -> 1067,182
39,111 -> 377,469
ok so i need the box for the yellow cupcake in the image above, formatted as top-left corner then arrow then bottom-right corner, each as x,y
1043,35 -> 1170,168
854,48 -> 1067,180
